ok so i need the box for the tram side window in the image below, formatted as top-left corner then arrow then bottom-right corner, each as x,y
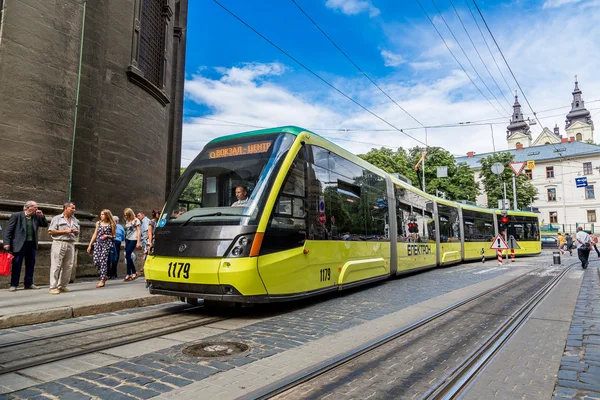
462,210 -> 495,242
262,151 -> 308,254
395,186 -> 434,243
306,145 -> 388,241
507,216 -> 539,241
437,204 -> 460,242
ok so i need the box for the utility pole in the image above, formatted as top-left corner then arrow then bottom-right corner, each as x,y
490,124 -> 496,152
423,128 -> 428,193
512,174 -> 518,210
503,181 -> 508,209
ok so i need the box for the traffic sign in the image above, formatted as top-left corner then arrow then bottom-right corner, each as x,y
510,162 -> 526,176
318,213 -> 326,224
576,177 -> 588,188
508,235 -> 521,250
318,196 -> 325,212
491,163 -> 504,175
527,160 -> 535,170
490,234 -> 509,250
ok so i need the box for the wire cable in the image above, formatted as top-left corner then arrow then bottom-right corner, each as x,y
448,0 -> 512,108
430,0 -> 510,116
290,0 -> 425,128
212,0 -> 428,146
415,0 -> 508,119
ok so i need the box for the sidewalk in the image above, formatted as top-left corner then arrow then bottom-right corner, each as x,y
0,278 -> 176,329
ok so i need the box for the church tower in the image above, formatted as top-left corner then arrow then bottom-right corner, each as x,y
506,91 -> 532,149
565,76 -> 594,142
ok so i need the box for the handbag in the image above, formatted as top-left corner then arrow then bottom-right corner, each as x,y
0,252 -> 14,276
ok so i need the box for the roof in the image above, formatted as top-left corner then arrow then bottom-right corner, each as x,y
456,141 -> 600,169
207,126 -> 313,144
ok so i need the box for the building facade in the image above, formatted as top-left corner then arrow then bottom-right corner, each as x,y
458,78 -> 598,230
0,0 -> 188,214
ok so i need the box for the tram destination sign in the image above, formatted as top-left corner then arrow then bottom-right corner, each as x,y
207,141 -> 272,159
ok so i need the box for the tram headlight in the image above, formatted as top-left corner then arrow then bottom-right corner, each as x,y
226,234 -> 255,258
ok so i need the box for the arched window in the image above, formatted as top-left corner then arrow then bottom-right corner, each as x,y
516,142 -> 521,147
545,142 -> 550,145
576,133 -> 583,141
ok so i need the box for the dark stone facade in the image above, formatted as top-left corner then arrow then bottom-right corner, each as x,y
0,0 -> 188,287
0,0 -> 187,215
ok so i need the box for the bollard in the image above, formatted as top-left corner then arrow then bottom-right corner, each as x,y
497,250 -> 503,266
481,248 -> 485,263
553,251 -> 561,265
511,248 -> 515,262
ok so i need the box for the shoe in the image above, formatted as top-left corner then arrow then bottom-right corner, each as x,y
25,284 -> 40,290
59,287 -> 72,293
8,286 -> 17,292
584,262 -> 589,269
130,274 -> 138,281
123,275 -> 131,282
49,289 -> 60,295
96,280 -> 105,288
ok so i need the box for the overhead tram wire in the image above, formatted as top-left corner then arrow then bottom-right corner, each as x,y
464,0 -> 513,96
471,0 -> 563,158
211,0 -> 427,147
429,0 -> 510,116
415,0 -> 508,119
448,0 -> 513,109
290,0 -> 425,128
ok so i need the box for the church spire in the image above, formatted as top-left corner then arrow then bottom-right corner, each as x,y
566,75 -> 593,129
506,90 -> 531,139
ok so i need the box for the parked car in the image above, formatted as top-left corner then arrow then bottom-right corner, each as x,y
541,235 -> 559,249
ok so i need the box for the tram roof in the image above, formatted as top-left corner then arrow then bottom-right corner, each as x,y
207,126 -> 313,144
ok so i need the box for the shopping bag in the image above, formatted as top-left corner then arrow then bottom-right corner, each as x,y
0,252 -> 13,276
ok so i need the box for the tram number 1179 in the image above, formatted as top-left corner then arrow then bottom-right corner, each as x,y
319,268 -> 331,282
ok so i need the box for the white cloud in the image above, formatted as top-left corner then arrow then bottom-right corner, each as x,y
325,0 -> 380,17
410,61 -> 442,70
381,50 -> 405,67
543,0 -> 581,8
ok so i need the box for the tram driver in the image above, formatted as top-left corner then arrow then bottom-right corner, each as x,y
232,186 -> 249,207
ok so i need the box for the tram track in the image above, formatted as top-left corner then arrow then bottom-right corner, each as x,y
241,264 -> 573,400
0,305 -> 228,375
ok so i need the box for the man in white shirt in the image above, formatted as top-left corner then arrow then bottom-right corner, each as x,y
232,186 -> 249,207
576,226 -> 591,269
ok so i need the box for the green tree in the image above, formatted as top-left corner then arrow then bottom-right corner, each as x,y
179,167 -> 203,206
478,153 -> 538,209
358,146 -> 479,202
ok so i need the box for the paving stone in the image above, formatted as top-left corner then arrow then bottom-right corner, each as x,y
145,382 -> 174,393
127,388 -> 161,399
558,370 -> 579,381
96,377 -> 122,388
555,386 -> 578,397
8,388 -> 43,398
160,375 -> 193,387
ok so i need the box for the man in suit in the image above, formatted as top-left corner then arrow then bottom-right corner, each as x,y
3,201 -> 48,291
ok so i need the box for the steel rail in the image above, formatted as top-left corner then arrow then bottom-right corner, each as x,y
425,265 -> 573,399
0,314 -> 227,375
0,304 -> 198,349
239,267 -> 546,400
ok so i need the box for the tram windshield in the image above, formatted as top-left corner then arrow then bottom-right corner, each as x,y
161,133 -> 296,227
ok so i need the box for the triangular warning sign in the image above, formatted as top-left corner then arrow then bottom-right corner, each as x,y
508,235 -> 521,249
510,162 -> 526,176
490,234 -> 509,250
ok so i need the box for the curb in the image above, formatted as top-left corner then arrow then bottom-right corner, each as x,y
0,295 -> 178,329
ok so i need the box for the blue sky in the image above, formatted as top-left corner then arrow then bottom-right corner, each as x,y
181,0 -> 600,165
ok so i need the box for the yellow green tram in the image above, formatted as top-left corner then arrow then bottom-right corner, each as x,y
144,126 -> 540,303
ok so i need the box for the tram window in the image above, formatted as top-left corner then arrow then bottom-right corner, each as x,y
437,204 -> 460,242
462,210 -> 495,242
395,186 -> 434,243
506,216 -> 539,241
262,150 -> 308,254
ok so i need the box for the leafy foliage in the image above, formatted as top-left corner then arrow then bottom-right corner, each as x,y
478,153 -> 538,209
359,147 -> 480,202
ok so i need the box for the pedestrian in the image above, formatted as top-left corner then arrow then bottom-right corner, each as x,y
3,201 -> 48,291
107,216 -> 125,279
590,232 -> 600,257
145,208 -> 159,255
576,226 -> 591,269
87,210 -> 116,288
557,233 -> 565,254
137,212 -> 151,250
48,202 -> 79,294
123,208 -> 141,282
564,233 -> 574,256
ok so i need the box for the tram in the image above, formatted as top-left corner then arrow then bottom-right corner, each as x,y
144,126 -> 541,303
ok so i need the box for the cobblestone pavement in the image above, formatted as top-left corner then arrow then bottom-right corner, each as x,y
553,265 -> 600,399
0,259 -> 546,399
277,270 -> 558,399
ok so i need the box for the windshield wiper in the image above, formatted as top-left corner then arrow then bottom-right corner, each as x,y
183,212 -> 252,225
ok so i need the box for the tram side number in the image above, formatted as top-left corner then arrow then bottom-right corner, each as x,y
319,268 -> 331,282
168,262 -> 190,279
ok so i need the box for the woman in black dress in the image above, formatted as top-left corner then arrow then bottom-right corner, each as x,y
87,209 -> 116,288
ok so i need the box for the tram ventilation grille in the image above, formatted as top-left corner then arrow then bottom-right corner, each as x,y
182,342 -> 249,358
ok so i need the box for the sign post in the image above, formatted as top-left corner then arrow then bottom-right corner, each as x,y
508,236 -> 521,262
509,162 -> 525,211
490,234 -> 509,266
576,177 -> 589,188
